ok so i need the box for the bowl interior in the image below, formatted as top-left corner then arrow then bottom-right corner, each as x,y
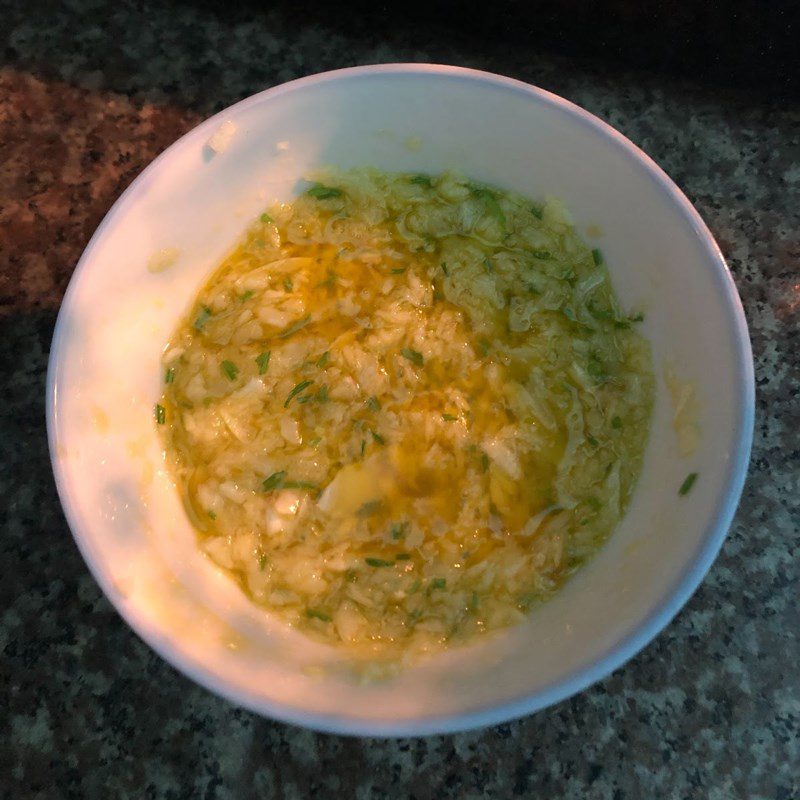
48,65 -> 752,735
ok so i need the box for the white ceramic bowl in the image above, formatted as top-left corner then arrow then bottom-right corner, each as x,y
47,64 -> 754,736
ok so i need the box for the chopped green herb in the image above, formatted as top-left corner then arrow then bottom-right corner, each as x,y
366,396 -> 381,412
260,212 -> 272,224
258,553 -> 267,570
586,496 -> 602,511
315,384 -> 329,403
278,315 -> 312,338
240,290 -> 254,302
586,358 -> 607,382
371,430 -> 385,445
483,257 -> 494,274
530,249 -> 552,260
345,569 -> 358,583
530,204 -> 544,219
365,557 -> 393,567
164,367 -> 175,384
207,510 -> 217,520
360,439 -> 366,457
308,436 -> 322,447
441,262 -> 450,276
430,577 -> 446,590
307,184 -> 343,200
592,248 -> 604,266
283,276 -> 293,292
396,553 -> 412,561
401,347 -> 424,367
391,267 -> 406,274
262,471 -> 287,491
442,413 -> 458,422
561,306 -> 577,322
678,472 -> 698,496
316,351 -> 330,368
358,500 -> 382,518
318,269 -> 337,290
409,174 -> 432,187
284,379 -> 314,408
587,434 -> 599,447
220,360 -> 239,381
481,453 -> 490,473
390,522 -> 408,540
470,186 -> 506,226
155,404 -> 165,425
408,579 -> 422,594
193,305 -> 212,330
282,480 -> 320,491
256,351 -> 271,374
629,312 -> 645,323
579,518 -> 590,526
306,608 -> 332,622
611,415 -> 622,429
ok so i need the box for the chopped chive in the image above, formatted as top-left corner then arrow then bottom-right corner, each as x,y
306,608 -> 332,622
256,350 -> 271,374
360,439 -> 366,457
561,306 -> 577,322
395,553 -> 412,561
530,249 -> 552,260
470,186 -> 505,226
284,379 -> 313,408
678,472 -> 699,496
283,276 -> 293,292
430,577 -> 446,590
481,453 -> 490,473
390,522 -> 408,540
278,314 -> 312,339
579,518 -> 590,526
240,290 -> 254,302
155,404 -> 165,424
308,436 -> 322,447
629,311 -> 645,323
296,394 -> 314,405
366,396 -> 381,412
409,174 -> 432,187
307,184 -> 343,200
262,471 -> 287,491
258,553 -> 267,570
611,416 -> 622,429
441,262 -> 449,276
401,347 -> 424,367
315,384 -> 329,403
220,360 -> 239,381
442,413 -> 458,422
318,269 -> 336,289
592,248 -> 604,266
365,557 -> 394,568
391,267 -> 406,274
282,480 -> 320,491
316,351 -> 330,368
371,430 -> 385,445
358,500 -> 382,518
164,367 -> 175,384
260,212 -> 272,223
408,579 -> 422,594
207,510 -> 217,520
193,305 -> 212,330
483,257 -> 494,274
530,204 -> 544,219
587,434 -> 599,447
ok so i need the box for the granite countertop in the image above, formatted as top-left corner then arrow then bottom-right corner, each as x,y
1,0 -> 798,796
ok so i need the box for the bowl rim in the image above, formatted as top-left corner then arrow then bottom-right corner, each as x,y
46,62 -> 755,737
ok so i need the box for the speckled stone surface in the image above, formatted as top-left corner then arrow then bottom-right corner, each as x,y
1,1 -> 798,797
